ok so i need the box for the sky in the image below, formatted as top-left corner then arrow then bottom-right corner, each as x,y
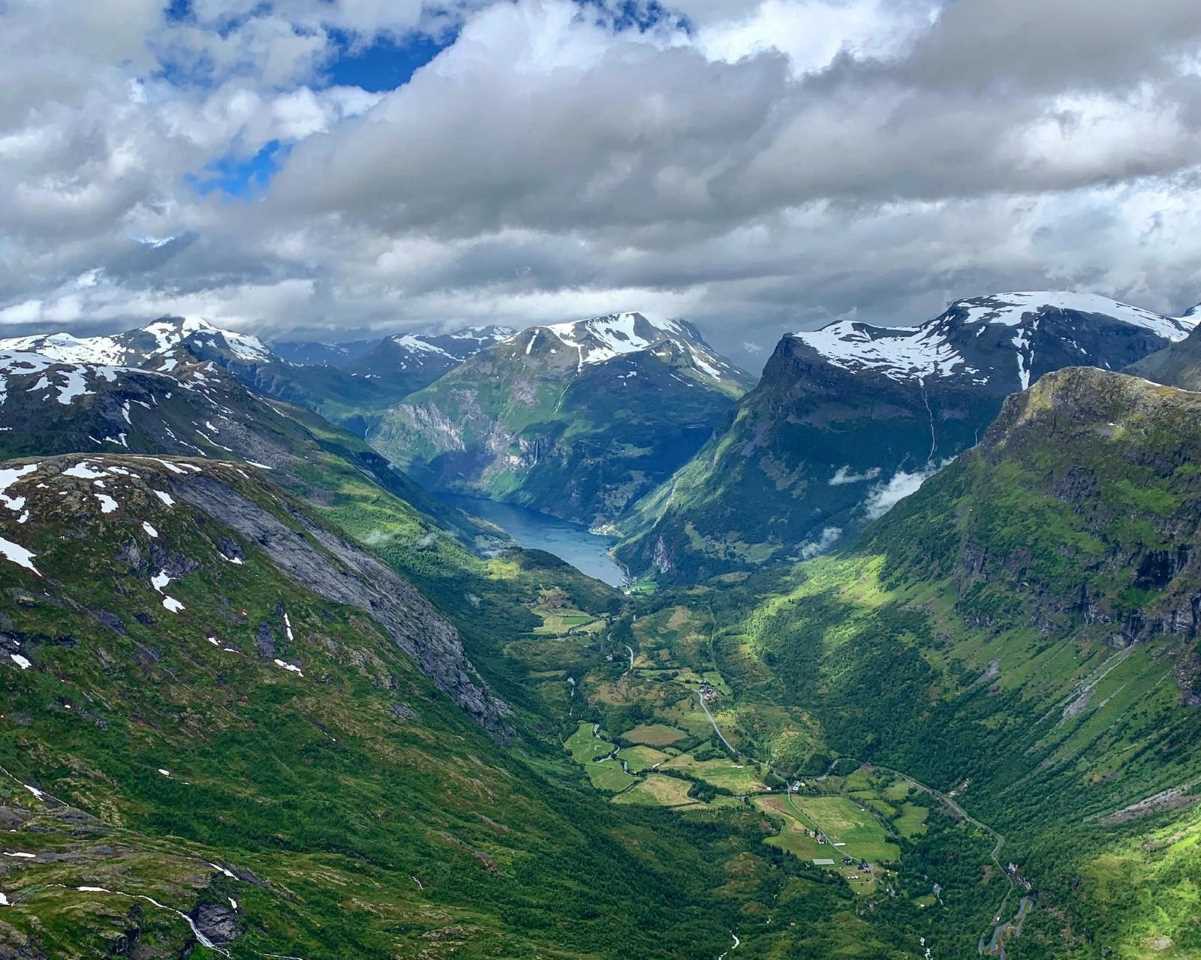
2,0 -> 1200,369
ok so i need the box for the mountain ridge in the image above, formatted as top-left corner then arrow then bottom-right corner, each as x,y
616,291 -> 1198,582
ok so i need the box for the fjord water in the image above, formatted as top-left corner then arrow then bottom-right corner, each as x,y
443,494 -> 627,587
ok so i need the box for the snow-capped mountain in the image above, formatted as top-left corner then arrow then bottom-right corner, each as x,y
0,317 -> 276,447
617,291 -> 1198,582
367,311 -> 752,523
425,325 -> 517,360
1,317 -> 271,372
791,292 -> 1197,392
347,325 -> 516,384
512,312 -> 745,390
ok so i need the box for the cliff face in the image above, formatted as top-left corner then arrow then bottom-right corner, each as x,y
170,471 -> 510,733
0,455 -> 509,736
867,366 -> 1201,704
616,294 -> 1197,583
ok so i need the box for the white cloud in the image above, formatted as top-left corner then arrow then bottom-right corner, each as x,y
799,525 -> 841,559
829,465 -> 881,485
0,0 -> 1199,350
862,460 -> 951,519
696,0 -> 937,76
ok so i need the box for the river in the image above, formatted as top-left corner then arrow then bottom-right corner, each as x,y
442,495 -> 628,588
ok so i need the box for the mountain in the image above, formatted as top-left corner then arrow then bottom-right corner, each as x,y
616,291 -> 1198,582
269,326 -> 517,433
368,312 -> 753,525
1126,302 -> 1201,389
0,316 -> 273,370
343,326 -> 516,394
215,324 -> 516,435
270,337 -> 380,366
272,326 -> 514,374
0,332 -> 507,568
0,452 -> 808,959
748,367 -> 1201,956
0,317 -> 441,437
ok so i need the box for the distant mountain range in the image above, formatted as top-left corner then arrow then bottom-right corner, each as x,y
7,294 -> 1198,586
614,292 -> 1198,581
366,312 -> 753,525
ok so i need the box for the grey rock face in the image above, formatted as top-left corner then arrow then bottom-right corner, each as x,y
188,903 -> 242,945
172,474 -> 511,737
255,622 -> 276,659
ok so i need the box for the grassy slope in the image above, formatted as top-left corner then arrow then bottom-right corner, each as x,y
0,455 -> 784,959
694,368 -> 1201,957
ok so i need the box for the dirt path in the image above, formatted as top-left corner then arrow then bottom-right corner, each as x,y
696,690 -> 738,755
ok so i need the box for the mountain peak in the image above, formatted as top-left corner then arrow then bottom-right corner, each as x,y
789,290 -> 1195,389
0,315 -> 272,368
139,315 -> 271,363
526,312 -> 746,389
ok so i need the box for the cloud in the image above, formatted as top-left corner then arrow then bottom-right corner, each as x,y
862,459 -> 954,519
829,465 -> 882,486
0,0 -> 1200,353
798,525 -> 842,559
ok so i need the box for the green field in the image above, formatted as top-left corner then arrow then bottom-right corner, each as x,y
785,795 -> 900,863
565,722 -> 638,792
660,753 -> 767,794
534,606 -> 605,636
613,775 -> 698,808
620,744 -> 671,773
621,723 -> 688,746
894,802 -> 929,838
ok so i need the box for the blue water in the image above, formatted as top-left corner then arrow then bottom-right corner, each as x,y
443,495 -> 627,587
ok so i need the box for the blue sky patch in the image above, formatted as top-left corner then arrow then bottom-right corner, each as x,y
187,140 -> 290,198
324,29 -> 453,91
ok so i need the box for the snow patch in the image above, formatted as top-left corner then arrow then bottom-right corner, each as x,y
9,654 -> 31,670
0,537 -> 39,575
63,461 -> 107,480
0,464 -> 37,512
